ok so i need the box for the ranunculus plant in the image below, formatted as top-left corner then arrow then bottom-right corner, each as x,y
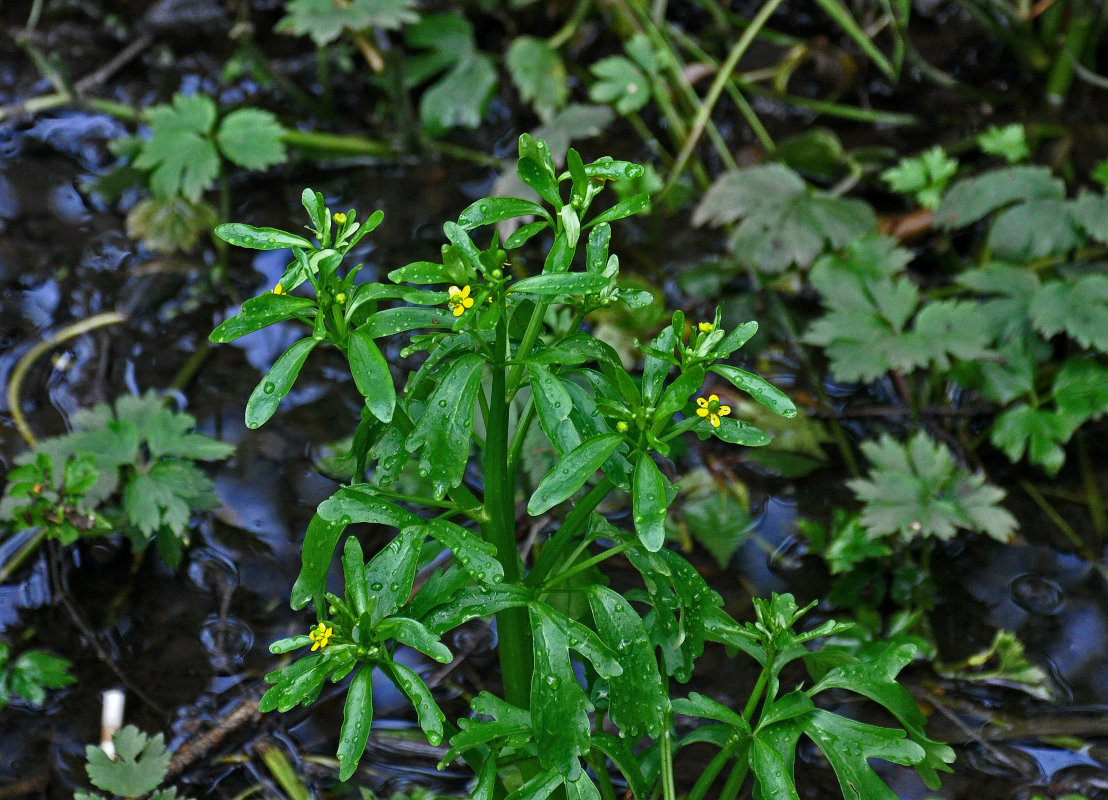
210,135 -> 953,799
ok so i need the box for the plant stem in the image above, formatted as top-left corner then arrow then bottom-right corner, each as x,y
685,736 -> 743,800
662,0 -> 788,197
525,478 -> 614,588
1077,433 -> 1107,543
1020,479 -> 1088,555
0,529 -> 47,584
717,752 -> 750,800
542,540 -> 635,589
659,710 -> 678,800
482,316 -> 532,709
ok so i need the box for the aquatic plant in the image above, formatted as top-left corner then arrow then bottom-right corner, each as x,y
210,135 -> 953,797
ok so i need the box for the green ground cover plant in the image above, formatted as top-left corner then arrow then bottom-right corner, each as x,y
208,135 -> 954,798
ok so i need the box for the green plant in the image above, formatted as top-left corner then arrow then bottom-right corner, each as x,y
209,135 -> 953,797
77,725 -> 193,800
108,92 -> 287,252
0,641 -> 74,711
0,391 -> 234,572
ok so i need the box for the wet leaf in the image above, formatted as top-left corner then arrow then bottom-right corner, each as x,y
386,661 -> 445,745
347,326 -> 396,422
512,272 -> 608,297
360,306 -> 455,338
362,526 -> 425,623
586,193 -> 649,228
937,165 -> 1063,228
337,665 -> 373,781
405,353 -> 485,499
278,0 -> 418,45
342,537 -> 370,616
588,586 -> 668,738
134,93 -> 218,201
457,196 -> 550,230
527,433 -> 623,515
632,453 -> 669,552
530,603 -> 590,779
210,293 -> 316,342
425,518 -> 503,584
711,366 -> 796,418
376,616 -> 452,662
85,726 -> 171,797
245,337 -> 319,428
425,584 -> 532,633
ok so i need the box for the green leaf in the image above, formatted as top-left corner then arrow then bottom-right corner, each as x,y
518,157 -> 562,208
1053,357 -> 1108,422
672,691 -> 750,732
879,146 -> 958,209
588,56 -> 651,115
848,432 -> 1017,542
260,651 -> 346,712
347,326 -> 396,422
342,536 -> 370,615
405,353 -> 485,499
385,661 -> 446,745
126,195 -> 217,253
586,193 -> 650,228
85,726 -> 171,797
977,123 -> 1030,164
750,729 -> 801,800
512,273 -> 608,297
419,53 -> 497,134
693,166 -> 875,272
292,515 -> 344,610
936,165 -> 1063,228
710,365 -> 796,418
651,367 -> 705,434
989,404 -> 1076,475
245,337 -> 320,428
360,307 -> 456,338
457,196 -> 550,230
590,733 -> 652,800
530,603 -> 590,779
425,583 -> 532,634
710,417 -> 770,446
210,293 -> 316,342
507,36 -> 568,120
388,260 -> 452,284
134,93 -> 219,201
810,642 -> 955,788
445,692 -> 533,761
337,664 -> 373,781
215,222 -> 315,251
362,525 -> 425,623
1030,275 -> 1108,354
216,108 -> 287,170
377,616 -> 452,662
988,198 -> 1081,259
528,434 -> 624,515
425,517 -> 503,583
632,453 -> 669,552
277,0 -> 418,45
800,709 -> 926,800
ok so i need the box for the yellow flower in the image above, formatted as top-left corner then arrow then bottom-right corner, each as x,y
273,283 -> 285,295
448,285 -> 474,317
698,322 -> 714,333
696,394 -> 731,428
308,622 -> 334,651
333,212 -> 347,224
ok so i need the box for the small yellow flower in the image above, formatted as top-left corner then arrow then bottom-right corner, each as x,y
696,394 -> 731,428
273,283 -> 285,295
308,622 -> 334,651
448,285 -> 474,317
698,322 -> 714,333
616,421 -> 629,433
333,212 -> 347,224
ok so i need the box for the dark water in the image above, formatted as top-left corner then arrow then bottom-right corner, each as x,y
2,3 -> 1108,799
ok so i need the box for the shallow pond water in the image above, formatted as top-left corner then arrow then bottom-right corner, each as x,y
3,3 -> 1108,799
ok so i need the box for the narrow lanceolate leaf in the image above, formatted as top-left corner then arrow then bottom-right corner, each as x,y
245,338 -> 319,428
210,294 -> 316,343
585,193 -> 649,228
214,223 -> 314,250
406,353 -> 485,499
425,518 -> 504,584
342,536 -> 370,616
589,586 -> 669,738
386,661 -> 446,746
360,307 -> 455,338
711,365 -> 796,418
530,603 -> 590,780
457,197 -> 551,230
376,616 -> 453,663
425,584 -> 532,634
518,156 -> 562,208
387,261 -> 452,284
528,434 -> 623,515
632,453 -> 668,552
291,514 -> 344,609
711,417 -> 770,446
337,665 -> 374,781
347,326 -> 396,422
512,272 -> 608,297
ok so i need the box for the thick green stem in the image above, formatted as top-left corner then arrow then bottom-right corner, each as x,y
686,736 -> 744,800
659,710 -> 678,800
483,316 -> 532,709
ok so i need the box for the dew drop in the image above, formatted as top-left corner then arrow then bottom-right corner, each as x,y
243,235 -> 254,244
371,582 -> 384,591
263,382 -> 276,394
438,399 -> 448,408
